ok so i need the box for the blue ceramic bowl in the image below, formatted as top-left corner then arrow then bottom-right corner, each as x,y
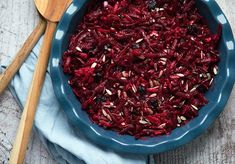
50,0 -> 235,154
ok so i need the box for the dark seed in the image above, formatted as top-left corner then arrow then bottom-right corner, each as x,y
94,95 -> 106,103
138,86 -> 146,95
148,0 -> 157,11
130,108 -> 139,115
132,43 -> 140,49
187,25 -> 198,35
149,99 -> 158,108
87,105 -> 92,109
94,72 -> 102,82
180,38 -> 185,43
113,65 -> 124,72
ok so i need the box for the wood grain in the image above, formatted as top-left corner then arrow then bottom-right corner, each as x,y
34,0 -> 72,22
0,19 -> 46,95
0,0 -> 55,163
9,22 -> 57,164
0,0 -> 234,164
9,0 -> 72,162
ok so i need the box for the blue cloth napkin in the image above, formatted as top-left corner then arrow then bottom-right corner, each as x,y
0,37 -> 153,164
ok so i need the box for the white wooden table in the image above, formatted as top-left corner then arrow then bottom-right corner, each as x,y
0,0 -> 234,163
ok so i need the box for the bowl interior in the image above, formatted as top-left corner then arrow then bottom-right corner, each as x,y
50,0 -> 235,154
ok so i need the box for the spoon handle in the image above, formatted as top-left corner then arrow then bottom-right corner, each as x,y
0,19 -> 46,95
9,21 -> 57,164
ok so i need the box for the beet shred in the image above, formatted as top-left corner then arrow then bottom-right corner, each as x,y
62,0 -> 221,138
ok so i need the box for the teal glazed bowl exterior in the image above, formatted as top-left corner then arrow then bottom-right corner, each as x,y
50,0 -> 235,154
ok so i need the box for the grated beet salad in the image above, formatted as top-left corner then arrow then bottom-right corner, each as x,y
62,0 -> 221,138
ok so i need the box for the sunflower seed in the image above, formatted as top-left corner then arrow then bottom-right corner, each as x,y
135,38 -> 144,43
149,93 -> 157,98
102,55 -> 106,62
123,91 -> 127,98
154,63 -> 158,71
119,86 -> 124,89
122,71 -> 129,77
139,119 -> 148,124
150,32 -> 159,37
213,66 -> 218,75
149,79 -> 154,87
207,73 -> 211,79
191,104 -> 198,110
151,19 -> 156,23
119,112 -> 123,116
158,123 -> 166,128
91,62 -> 97,68
200,51 -> 205,59
117,90 -> 121,98
132,84 -> 137,93
190,37 -> 195,41
129,107 -> 134,112
103,1 -> 108,7
159,70 -> 163,78
184,83 -> 189,92
190,86 -> 198,92
153,80 -> 160,86
102,109 -> 112,120
105,89 -> 112,95
180,116 -> 187,121
127,100 -> 135,105
138,55 -> 145,60
121,122 -> 126,126
102,109 -> 108,116
180,100 -> 185,107
160,61 -> 166,65
176,73 -> 184,77
160,58 -> 167,62
103,104 -> 113,108
177,116 -> 182,123
169,96 -> 175,101
76,46 -> 82,52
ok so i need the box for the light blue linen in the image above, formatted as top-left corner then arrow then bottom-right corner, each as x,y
0,37 -> 151,164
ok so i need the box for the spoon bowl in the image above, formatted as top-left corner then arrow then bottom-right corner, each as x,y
34,0 -> 72,22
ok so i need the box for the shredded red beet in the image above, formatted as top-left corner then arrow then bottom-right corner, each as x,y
62,0 -> 221,138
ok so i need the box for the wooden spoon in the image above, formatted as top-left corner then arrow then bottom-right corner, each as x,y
9,0 -> 72,163
0,18 -> 46,95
